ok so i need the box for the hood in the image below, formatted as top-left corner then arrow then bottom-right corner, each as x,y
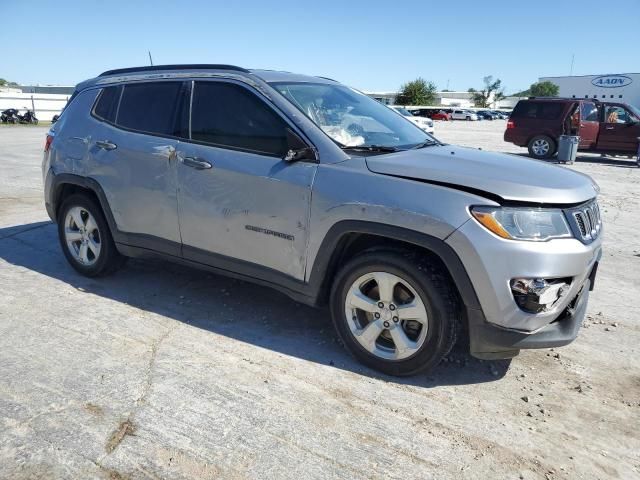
365,145 -> 597,204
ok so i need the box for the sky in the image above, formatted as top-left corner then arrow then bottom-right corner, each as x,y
1,0 -> 638,94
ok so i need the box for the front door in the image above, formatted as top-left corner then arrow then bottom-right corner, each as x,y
597,104 -> 640,152
176,80 -> 316,280
87,81 -> 187,254
578,101 -> 599,149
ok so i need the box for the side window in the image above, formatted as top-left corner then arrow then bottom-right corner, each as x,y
93,86 -> 121,123
538,103 -> 563,120
604,106 -> 630,124
117,82 -> 183,136
190,82 -> 288,156
581,102 -> 599,122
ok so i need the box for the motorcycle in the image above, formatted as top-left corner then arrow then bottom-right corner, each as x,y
18,109 -> 38,125
1,108 -> 20,124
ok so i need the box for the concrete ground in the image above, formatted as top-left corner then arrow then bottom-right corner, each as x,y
0,122 -> 638,480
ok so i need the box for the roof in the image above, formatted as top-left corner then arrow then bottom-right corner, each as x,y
250,69 -> 336,84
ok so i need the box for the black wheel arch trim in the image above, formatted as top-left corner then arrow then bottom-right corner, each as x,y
306,220 -> 482,311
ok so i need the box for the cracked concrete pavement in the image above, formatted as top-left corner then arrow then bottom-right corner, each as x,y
0,124 -> 639,479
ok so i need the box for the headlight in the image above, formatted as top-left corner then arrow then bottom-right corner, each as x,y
470,206 -> 572,241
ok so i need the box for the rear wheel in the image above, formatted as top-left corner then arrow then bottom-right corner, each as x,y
330,251 -> 459,376
527,135 -> 556,159
57,194 -> 125,277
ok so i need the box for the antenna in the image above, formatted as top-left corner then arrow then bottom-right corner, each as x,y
569,54 -> 575,76
148,51 -> 154,66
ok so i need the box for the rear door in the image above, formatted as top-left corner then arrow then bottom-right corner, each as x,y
175,80 -> 317,280
597,104 -> 640,152
578,101 -> 599,149
87,81 -> 187,254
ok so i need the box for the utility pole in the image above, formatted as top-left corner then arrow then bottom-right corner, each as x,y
148,51 -> 154,66
569,54 -> 575,76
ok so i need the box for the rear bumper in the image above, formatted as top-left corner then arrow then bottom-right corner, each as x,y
467,273 -> 593,360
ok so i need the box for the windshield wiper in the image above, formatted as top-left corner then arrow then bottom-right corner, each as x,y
341,144 -> 398,153
411,139 -> 439,149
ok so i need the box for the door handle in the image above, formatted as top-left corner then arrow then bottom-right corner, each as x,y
95,140 -> 117,151
605,126 -> 615,130
181,156 -> 212,170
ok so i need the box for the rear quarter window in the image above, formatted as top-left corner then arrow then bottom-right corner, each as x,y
512,101 -> 563,120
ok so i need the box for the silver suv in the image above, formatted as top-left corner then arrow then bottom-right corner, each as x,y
43,65 -> 602,376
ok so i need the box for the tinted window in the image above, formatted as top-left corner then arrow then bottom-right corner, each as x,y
512,101 -> 563,120
93,86 -> 121,123
117,82 -> 183,136
581,102 -> 599,122
191,82 -> 288,156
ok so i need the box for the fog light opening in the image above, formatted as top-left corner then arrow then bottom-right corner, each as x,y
510,278 -> 571,314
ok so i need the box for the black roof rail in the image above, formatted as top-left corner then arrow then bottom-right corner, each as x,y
316,76 -> 338,82
99,64 -> 250,77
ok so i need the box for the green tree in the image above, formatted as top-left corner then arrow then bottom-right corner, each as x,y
395,78 -> 437,106
0,78 -> 7,86
468,76 -> 505,108
529,81 -> 559,97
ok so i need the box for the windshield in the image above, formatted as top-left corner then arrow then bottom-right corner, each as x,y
272,82 -> 431,149
392,107 -> 413,116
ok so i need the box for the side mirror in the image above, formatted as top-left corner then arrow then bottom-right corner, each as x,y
283,129 -> 317,162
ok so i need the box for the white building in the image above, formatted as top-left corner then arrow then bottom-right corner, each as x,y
539,73 -> 640,107
364,90 -> 496,108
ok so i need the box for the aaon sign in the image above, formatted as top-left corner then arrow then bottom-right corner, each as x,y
591,75 -> 633,88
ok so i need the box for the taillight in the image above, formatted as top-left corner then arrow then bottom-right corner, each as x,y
44,134 -> 53,152
506,120 -> 515,129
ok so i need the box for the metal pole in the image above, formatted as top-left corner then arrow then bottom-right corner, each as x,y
569,54 -> 575,76
31,95 -> 35,115
148,51 -> 154,66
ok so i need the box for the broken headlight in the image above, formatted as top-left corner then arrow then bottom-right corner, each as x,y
471,206 -> 572,241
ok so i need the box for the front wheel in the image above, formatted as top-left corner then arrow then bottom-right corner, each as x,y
330,251 -> 459,376
527,135 -> 556,159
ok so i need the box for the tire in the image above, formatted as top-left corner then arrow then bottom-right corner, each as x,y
33,118 -> 38,125
527,135 -> 556,159
330,250 -> 460,376
466,116 -> 471,121
57,194 -> 125,277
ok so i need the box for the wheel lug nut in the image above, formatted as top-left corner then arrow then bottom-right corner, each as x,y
374,312 -> 380,319
393,317 -> 399,323
378,302 -> 384,308
383,321 -> 390,328
389,304 -> 396,311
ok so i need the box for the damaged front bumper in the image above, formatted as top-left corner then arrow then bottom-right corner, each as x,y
466,267 -> 596,360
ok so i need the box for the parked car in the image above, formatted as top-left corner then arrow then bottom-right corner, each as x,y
451,109 -> 478,121
44,64 -> 602,376
504,97 -> 640,160
492,110 -> 510,120
410,108 -> 452,121
476,110 -> 497,120
389,106 -> 434,134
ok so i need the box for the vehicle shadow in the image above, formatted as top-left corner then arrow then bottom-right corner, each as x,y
0,221 -> 510,387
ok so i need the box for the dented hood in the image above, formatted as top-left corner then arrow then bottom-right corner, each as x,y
365,145 -> 597,204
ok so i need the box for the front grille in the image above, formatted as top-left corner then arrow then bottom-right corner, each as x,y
566,200 -> 602,244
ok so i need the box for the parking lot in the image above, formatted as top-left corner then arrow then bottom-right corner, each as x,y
1,122 -> 638,479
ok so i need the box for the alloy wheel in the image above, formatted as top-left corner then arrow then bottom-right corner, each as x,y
344,271 -> 429,360
64,206 -> 102,266
531,139 -> 550,156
